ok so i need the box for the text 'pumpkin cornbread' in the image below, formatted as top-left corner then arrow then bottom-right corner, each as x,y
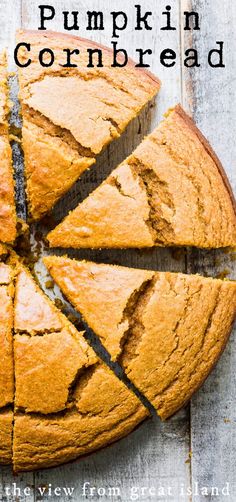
48,105 -> 236,249
17,29 -> 161,220
0,52 -> 17,243
12,263 -> 148,472
45,257 -> 236,420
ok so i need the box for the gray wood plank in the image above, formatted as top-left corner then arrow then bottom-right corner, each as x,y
181,1 -> 236,500
20,0 -> 191,500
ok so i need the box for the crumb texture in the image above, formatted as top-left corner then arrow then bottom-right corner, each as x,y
17,30 -> 160,220
48,106 -> 236,249
45,257 -> 236,419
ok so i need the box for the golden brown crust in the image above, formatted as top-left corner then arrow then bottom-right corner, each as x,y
13,365 -> 148,472
0,411 -> 13,464
174,104 -> 236,215
14,330 -> 93,414
0,286 -> 14,408
44,257 -> 236,420
17,30 -> 160,220
22,117 -> 94,220
47,105 -> 236,249
44,257 -> 154,357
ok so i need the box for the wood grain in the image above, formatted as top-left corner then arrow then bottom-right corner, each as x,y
182,1 -> 236,500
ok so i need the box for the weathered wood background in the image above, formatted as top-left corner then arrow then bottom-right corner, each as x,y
0,0 -> 235,501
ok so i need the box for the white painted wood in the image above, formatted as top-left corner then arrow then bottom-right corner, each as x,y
181,1 -> 236,501
0,0 -> 21,69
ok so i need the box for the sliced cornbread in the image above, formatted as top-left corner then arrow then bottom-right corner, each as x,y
12,263 -> 148,472
45,257 -> 236,420
17,30 -> 161,220
48,105 -> 236,249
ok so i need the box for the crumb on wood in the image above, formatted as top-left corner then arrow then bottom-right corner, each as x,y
45,280 -> 54,289
54,298 -> 65,310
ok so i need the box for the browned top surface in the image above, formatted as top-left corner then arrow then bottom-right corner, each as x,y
47,105 -> 236,249
17,29 -> 160,220
45,257 -> 236,419
12,261 -> 147,472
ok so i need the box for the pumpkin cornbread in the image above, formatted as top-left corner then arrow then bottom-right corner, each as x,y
16,30 -> 161,220
0,51 -> 17,243
48,105 -> 236,249
12,263 -> 148,472
0,246 -> 15,464
45,257 -> 236,420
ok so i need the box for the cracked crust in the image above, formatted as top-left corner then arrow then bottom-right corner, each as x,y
0,51 -> 17,243
44,257 -> 236,420
13,364 -> 148,472
47,105 -> 236,249
22,115 -> 95,219
12,262 -> 148,472
17,30 -> 161,220
46,257 -> 154,357
13,358 -> 148,472
14,267 -> 63,334
14,330 -> 94,414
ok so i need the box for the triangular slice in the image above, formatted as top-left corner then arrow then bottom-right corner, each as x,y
0,51 -> 17,243
48,105 -> 236,249
45,257 -> 236,420
17,30 -> 161,220
12,262 -> 148,472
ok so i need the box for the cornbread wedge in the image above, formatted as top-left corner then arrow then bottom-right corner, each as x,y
45,257 -> 236,420
12,263 -> 148,472
17,30 -> 161,220
47,105 -> 236,249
